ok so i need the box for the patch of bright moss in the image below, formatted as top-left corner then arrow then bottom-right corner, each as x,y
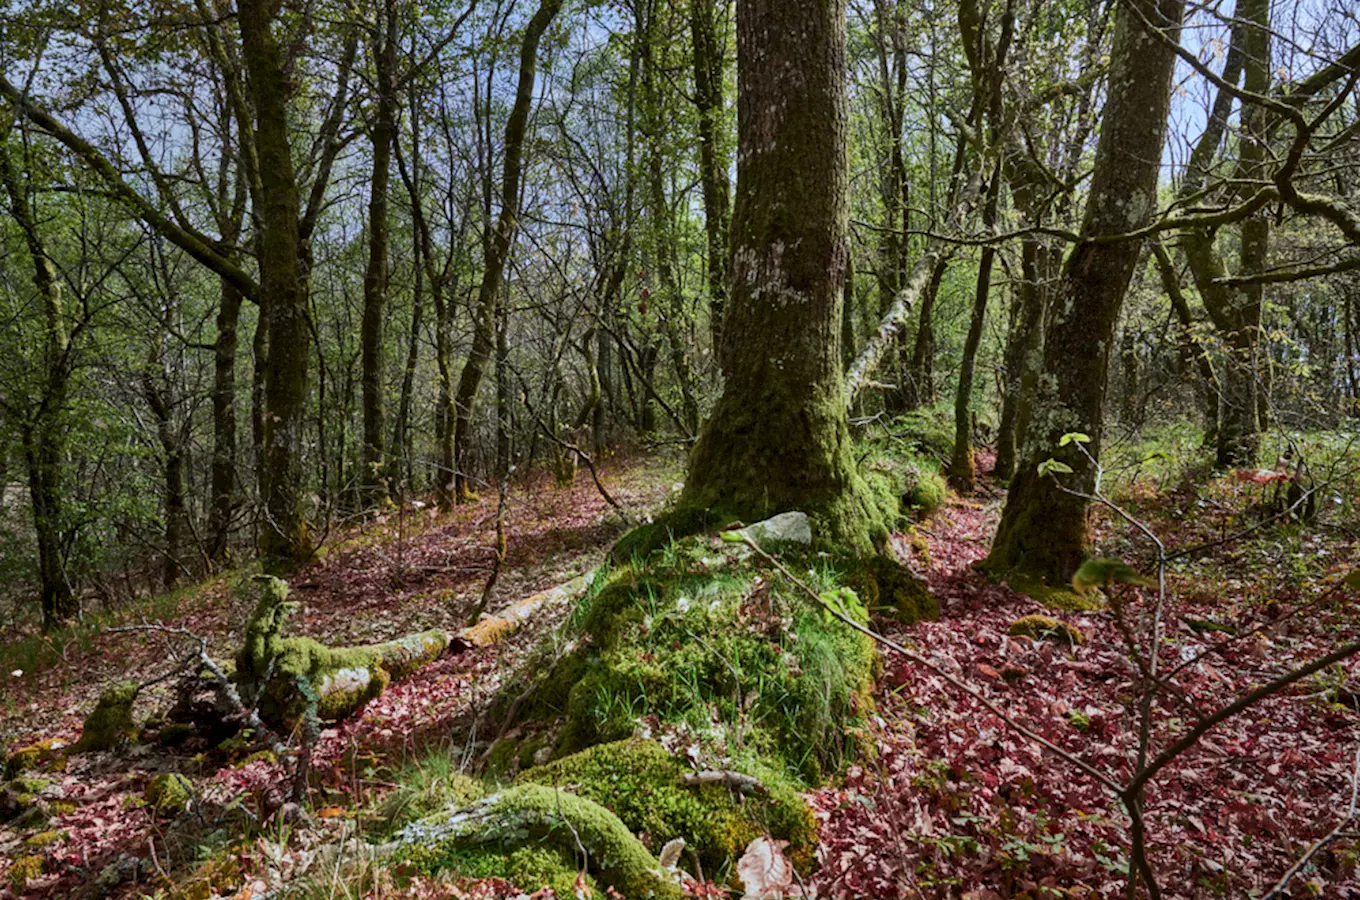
72,681 -> 140,753
999,571 -> 1103,612
9,777 -> 51,795
519,537 -> 879,781
4,740 -> 58,778
409,843 -> 593,898
516,738 -> 816,873
145,773 -> 194,816
24,829 -> 66,848
401,784 -> 681,899
8,854 -> 43,890
1007,615 -> 1085,645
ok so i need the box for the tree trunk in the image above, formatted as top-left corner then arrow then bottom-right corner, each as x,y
453,0 -> 562,502
209,277 -> 242,564
681,0 -> 884,554
0,134 -> 77,628
949,162 -> 1001,493
995,235 -> 1047,481
689,0 -> 730,352
361,0 -> 398,506
239,0 -> 312,571
985,0 -> 1183,586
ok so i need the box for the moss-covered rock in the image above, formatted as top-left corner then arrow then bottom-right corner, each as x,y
146,773 -> 195,816
8,854 -> 43,890
396,785 -> 681,899
516,738 -> 817,873
156,723 -> 198,746
72,681 -> 140,753
414,843 -> 594,898
4,739 -> 59,778
234,577 -> 448,725
997,571 -> 1103,612
1007,614 -> 1085,645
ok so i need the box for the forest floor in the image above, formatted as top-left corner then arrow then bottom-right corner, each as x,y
3,440 -> 1360,899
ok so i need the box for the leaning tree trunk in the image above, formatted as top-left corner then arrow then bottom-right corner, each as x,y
453,0 -> 562,502
239,0 -> 311,571
985,0 -> 1183,586
681,0 -> 885,554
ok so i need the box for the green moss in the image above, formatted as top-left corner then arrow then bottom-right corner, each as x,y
517,536 -> 879,781
401,785 -> 681,899
234,578 -> 446,726
999,572 -> 1103,612
72,680 -> 140,753
908,471 -> 948,513
517,739 -> 816,873
609,506 -> 735,564
9,777 -> 51,794
1007,615 -> 1085,645
3,740 -> 57,778
145,773 -> 194,816
9,854 -> 43,890
374,771 -> 485,837
24,829 -> 66,848
409,842 -> 592,897
847,555 -> 939,625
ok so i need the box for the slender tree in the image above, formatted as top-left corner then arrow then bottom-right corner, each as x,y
985,0 -> 1184,586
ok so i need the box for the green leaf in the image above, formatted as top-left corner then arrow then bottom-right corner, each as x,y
720,529 -> 748,544
1059,432 -> 1091,447
1038,458 -> 1074,477
1072,558 -> 1153,597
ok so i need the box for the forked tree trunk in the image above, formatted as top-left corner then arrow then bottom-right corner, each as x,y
681,0 -> 885,554
985,0 -> 1183,586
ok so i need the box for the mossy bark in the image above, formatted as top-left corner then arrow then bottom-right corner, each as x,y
236,577 -> 448,725
681,0 -> 885,556
239,0 -> 312,571
73,681 -> 140,753
985,0 -> 1183,587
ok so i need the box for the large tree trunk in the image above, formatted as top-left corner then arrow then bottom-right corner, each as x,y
239,0 -> 311,571
681,0 -> 884,554
985,0 -> 1183,586
689,0 -> 730,352
453,0 -> 562,502
361,0 -> 398,505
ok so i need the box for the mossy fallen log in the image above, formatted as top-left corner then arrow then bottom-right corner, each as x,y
236,577 -> 449,726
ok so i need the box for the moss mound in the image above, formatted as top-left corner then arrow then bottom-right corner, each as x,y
146,773 -> 194,816
72,680 -> 140,753
8,854 -> 43,890
516,738 -> 816,873
4,740 -> 60,778
521,534 -> 878,781
1007,614 -> 1085,645
398,785 -> 681,899
847,555 -> 940,624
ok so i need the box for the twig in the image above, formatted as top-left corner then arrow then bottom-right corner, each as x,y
1262,746 -> 1360,899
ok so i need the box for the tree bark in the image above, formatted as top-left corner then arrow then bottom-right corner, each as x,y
453,0 -> 562,502
689,0 -> 730,352
0,134 -> 77,628
239,0 -> 312,571
681,0 -> 885,554
209,277 -> 242,564
361,0 -> 398,505
985,0 -> 1183,586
